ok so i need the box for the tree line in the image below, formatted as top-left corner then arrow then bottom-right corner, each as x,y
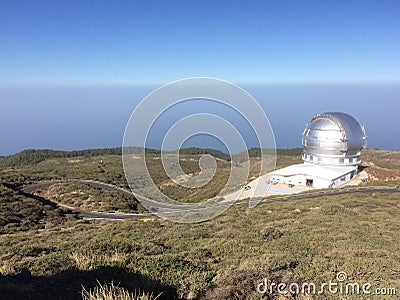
0,148 -> 122,168
0,147 -> 303,168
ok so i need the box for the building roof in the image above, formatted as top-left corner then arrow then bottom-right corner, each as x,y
270,164 -> 357,181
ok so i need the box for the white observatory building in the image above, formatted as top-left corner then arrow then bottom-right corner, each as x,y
270,112 -> 367,189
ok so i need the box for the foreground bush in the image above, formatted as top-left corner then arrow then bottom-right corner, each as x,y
82,281 -> 161,300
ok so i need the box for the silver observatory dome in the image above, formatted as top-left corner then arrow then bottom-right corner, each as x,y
302,112 -> 367,166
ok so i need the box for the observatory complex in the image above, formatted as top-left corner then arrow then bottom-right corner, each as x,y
270,112 -> 367,189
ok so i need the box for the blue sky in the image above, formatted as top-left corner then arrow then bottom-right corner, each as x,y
1,1 -> 399,155
1,0 -> 399,86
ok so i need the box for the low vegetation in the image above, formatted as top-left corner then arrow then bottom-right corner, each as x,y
34,182 -> 145,213
0,183 -> 72,234
82,281 -> 161,300
0,148 -> 399,299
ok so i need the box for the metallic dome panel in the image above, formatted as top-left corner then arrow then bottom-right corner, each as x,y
302,112 -> 367,166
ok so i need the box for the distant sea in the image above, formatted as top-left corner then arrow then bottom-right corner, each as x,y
1,83 -> 399,156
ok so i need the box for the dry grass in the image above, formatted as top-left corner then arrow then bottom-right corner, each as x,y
82,281 -> 161,300
362,149 -> 400,171
70,250 -> 129,271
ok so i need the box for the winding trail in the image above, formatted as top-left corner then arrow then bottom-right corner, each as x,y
19,179 -> 399,221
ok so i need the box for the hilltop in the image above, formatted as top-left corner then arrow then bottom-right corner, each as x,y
0,148 -> 399,299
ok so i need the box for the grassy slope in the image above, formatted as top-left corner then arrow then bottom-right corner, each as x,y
0,149 -> 399,299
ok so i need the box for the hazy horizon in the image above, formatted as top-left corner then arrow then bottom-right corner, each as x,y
1,83 -> 399,156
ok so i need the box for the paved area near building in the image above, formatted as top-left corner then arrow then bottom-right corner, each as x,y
237,173 -> 313,199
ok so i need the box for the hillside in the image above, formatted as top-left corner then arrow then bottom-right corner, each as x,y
0,148 -> 399,299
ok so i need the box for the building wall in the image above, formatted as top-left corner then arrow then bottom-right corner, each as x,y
302,153 -> 362,166
272,174 -> 306,186
271,174 -> 308,186
313,177 -> 334,189
270,169 -> 356,189
331,171 -> 354,188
